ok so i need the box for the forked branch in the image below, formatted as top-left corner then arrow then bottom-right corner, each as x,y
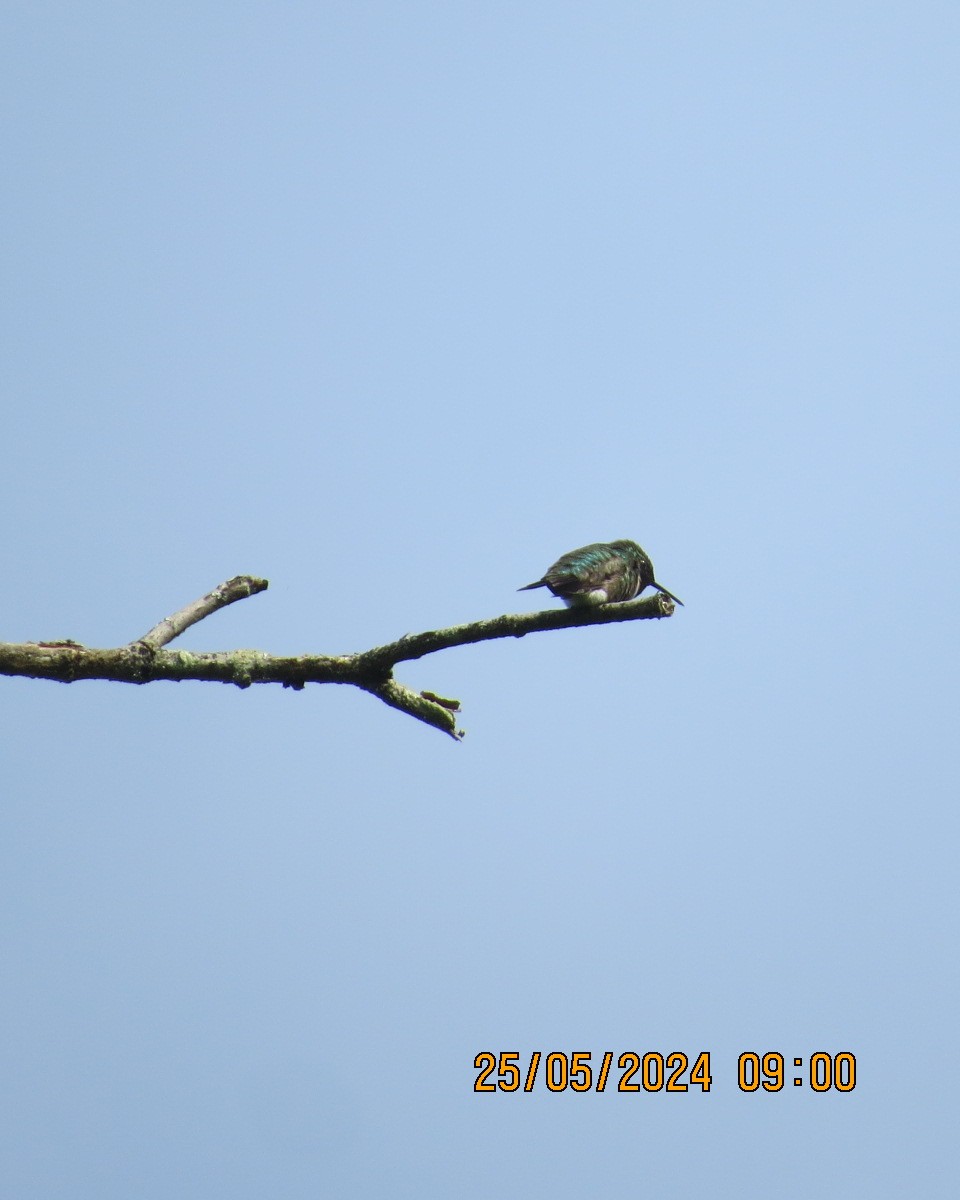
0,574 -> 678,740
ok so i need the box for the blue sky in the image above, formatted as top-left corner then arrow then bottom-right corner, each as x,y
1,2 -> 957,1195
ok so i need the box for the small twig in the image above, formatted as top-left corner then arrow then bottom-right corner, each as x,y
2,577 -> 678,740
420,690 -> 461,712
134,575 -> 269,648
360,679 -> 464,741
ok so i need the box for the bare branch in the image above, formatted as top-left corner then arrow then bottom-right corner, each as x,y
1,578 -> 678,740
355,592 -> 671,675
134,575 -> 269,648
358,678 -> 464,741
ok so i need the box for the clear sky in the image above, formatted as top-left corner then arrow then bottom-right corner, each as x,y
2,2 -> 957,1195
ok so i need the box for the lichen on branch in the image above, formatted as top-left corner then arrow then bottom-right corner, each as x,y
0,575 -> 677,740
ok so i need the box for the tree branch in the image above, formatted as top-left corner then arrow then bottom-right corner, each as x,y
134,575 -> 269,648
1,576 -> 678,740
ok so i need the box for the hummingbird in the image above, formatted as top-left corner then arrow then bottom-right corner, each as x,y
519,539 -> 683,607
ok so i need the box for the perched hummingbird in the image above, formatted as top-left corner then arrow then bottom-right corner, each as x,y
519,539 -> 683,607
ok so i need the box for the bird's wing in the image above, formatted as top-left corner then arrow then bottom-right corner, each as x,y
545,544 -> 623,597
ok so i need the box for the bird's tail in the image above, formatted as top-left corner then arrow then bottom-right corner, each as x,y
653,583 -> 684,607
518,579 -> 548,592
